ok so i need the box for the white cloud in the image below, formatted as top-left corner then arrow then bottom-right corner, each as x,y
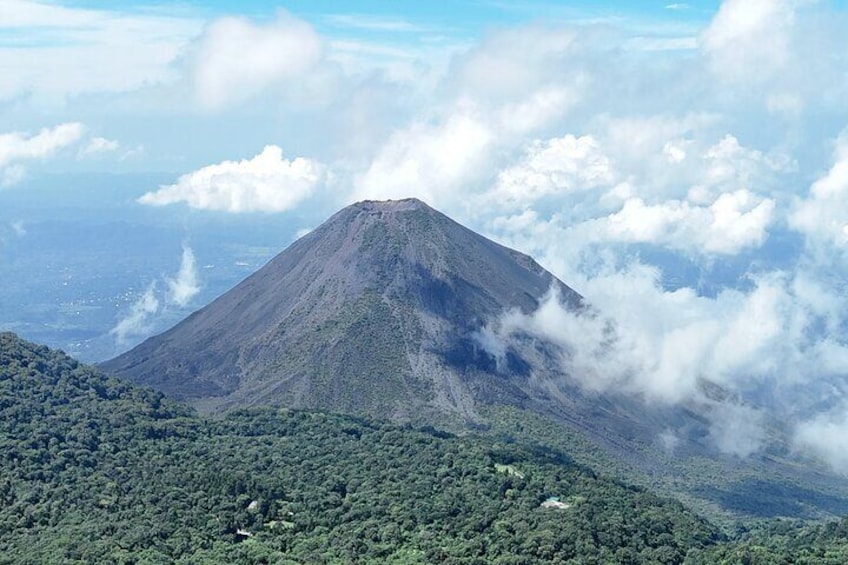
796,412 -> 848,473
708,403 -> 765,457
139,145 -> 324,213
598,189 -> 775,254
497,85 -> 583,135
191,11 -> 324,110
354,107 -> 493,204
594,120 -> 789,205
111,246 -> 204,344
120,145 -> 145,162
449,25 -> 579,105
351,25 -> 592,208
0,122 -> 85,186
0,0 -> 201,103
110,282 -> 160,344
491,272 -> 788,404
476,259 -> 848,457
663,140 -> 688,163
701,0 -> 795,82
0,122 -> 85,167
166,245 -> 200,307
79,136 -> 120,157
790,131 -> 848,248
481,127 -> 781,257
478,277 -> 781,455
701,134 -> 791,190
491,134 -> 615,207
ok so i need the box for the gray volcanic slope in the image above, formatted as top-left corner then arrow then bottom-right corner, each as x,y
103,198 -> 585,423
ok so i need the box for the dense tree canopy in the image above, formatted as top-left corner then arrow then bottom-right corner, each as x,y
2,332 -> 848,564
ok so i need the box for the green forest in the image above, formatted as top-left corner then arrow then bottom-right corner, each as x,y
2,331 -> 848,564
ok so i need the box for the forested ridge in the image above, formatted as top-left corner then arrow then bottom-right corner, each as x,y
2,332 -> 848,564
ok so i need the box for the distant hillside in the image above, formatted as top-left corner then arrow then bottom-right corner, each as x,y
1,332 -> 736,563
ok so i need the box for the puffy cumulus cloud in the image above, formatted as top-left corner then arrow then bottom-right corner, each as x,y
0,122 -> 85,167
700,135 -> 789,192
696,0 -> 848,116
594,121 -> 790,205
139,145 -> 324,213
599,114 -> 715,167
354,107 -> 494,204
476,113 -> 848,460
166,245 -> 200,307
790,131 -> 848,248
191,11 -> 324,110
351,24 -> 592,208
701,0 -> 796,82
478,128 -> 782,258
0,122 -> 85,186
598,189 -> 775,255
490,135 -> 615,207
349,22 -> 595,208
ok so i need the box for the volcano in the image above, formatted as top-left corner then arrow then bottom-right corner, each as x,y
103,198 -> 585,424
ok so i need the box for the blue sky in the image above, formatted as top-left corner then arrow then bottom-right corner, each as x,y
4,0 -> 848,467
57,1 -> 721,23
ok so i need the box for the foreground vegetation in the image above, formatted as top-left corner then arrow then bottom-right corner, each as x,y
2,332 -> 848,564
